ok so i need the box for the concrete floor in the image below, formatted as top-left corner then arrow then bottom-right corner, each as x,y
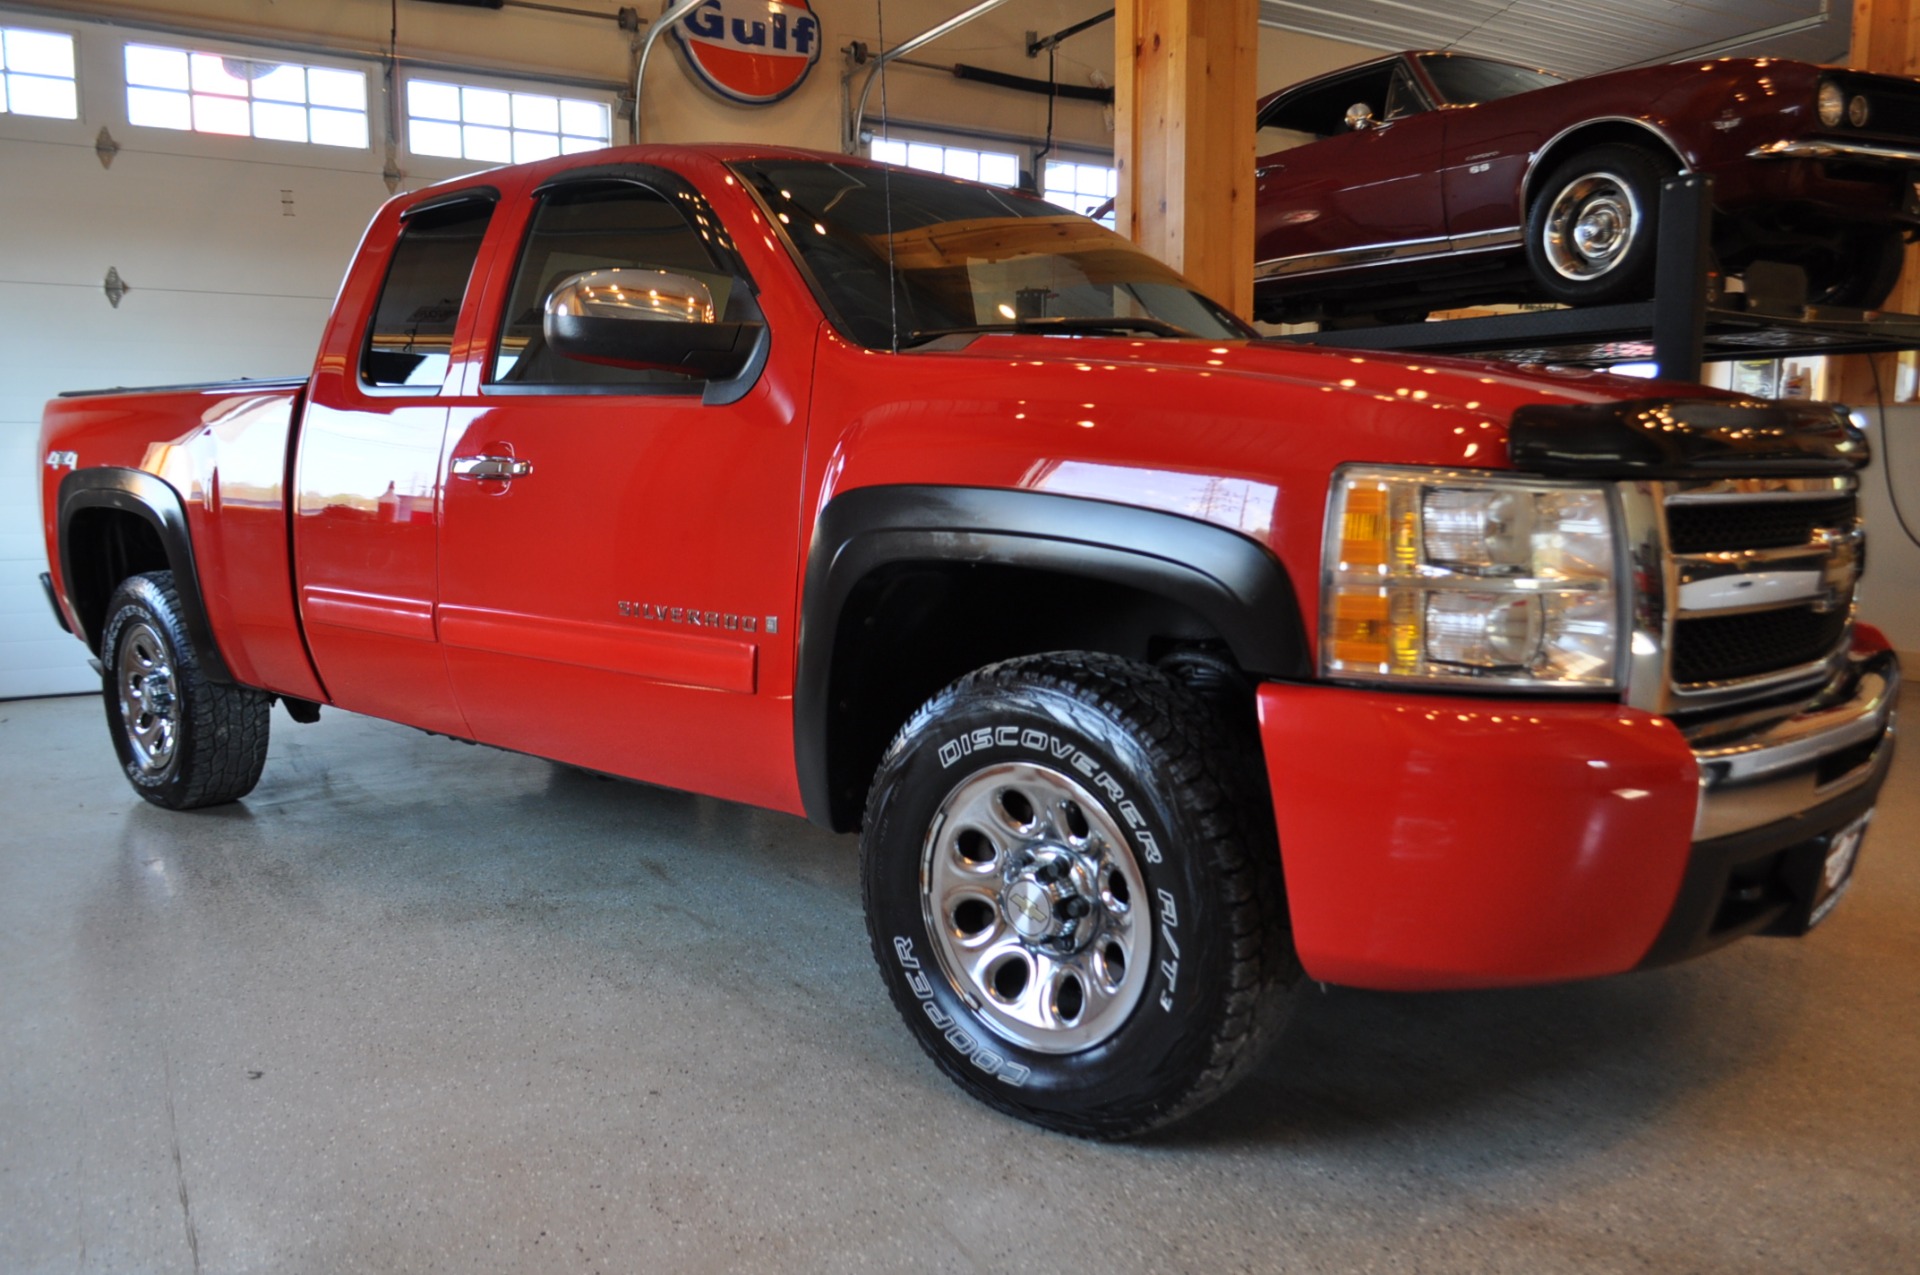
2,687 -> 1916,1275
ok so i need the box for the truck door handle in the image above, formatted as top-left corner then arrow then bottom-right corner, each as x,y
450,455 -> 533,480
1256,163 -> 1285,178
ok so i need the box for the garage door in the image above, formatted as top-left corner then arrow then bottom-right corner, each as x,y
0,12 -> 390,697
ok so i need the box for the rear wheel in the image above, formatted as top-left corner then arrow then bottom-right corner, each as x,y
861,652 -> 1300,1138
1525,144 -> 1672,306
100,571 -> 270,809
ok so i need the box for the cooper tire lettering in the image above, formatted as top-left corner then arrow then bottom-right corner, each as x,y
862,652 -> 1301,1137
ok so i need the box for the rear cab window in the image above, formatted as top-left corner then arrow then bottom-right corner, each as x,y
361,196 -> 496,389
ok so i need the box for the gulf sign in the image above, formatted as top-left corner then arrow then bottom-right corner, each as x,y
672,0 -> 822,106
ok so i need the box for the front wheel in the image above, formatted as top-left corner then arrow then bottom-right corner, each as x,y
1525,144 -> 1672,306
861,653 -> 1300,1138
100,571 -> 270,809
1808,226 -> 1908,309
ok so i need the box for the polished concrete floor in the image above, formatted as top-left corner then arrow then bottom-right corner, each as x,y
2,686 -> 1916,1274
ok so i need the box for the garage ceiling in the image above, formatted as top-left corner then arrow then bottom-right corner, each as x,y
1257,0 -> 1850,79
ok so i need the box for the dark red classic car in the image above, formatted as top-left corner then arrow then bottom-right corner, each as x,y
1253,51 -> 1920,323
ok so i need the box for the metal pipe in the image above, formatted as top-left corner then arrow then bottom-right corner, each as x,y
632,0 -> 707,142
845,0 -> 1015,152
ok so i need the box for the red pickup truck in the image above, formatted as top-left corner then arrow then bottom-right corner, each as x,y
39,144 -> 1900,1138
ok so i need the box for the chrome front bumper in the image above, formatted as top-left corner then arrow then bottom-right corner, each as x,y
1693,648 -> 1901,842
1749,138 -> 1920,165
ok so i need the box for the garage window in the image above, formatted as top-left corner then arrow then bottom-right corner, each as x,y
870,137 -> 1020,187
1042,160 -> 1116,227
0,26 -> 78,120
124,43 -> 368,147
405,78 -> 610,163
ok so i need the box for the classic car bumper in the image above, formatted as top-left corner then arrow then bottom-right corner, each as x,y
1749,138 -> 1920,165
1256,642 -> 1898,991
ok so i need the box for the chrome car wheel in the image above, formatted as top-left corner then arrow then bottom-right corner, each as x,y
99,571 -> 271,809
921,761 -> 1149,1054
1542,172 -> 1641,281
116,618 -> 180,779
1524,143 -> 1669,306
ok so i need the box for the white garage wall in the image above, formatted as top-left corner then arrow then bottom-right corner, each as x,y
2,1 -> 1377,700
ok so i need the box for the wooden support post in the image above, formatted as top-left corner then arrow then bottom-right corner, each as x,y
1832,0 -> 1920,402
1114,1 -> 1257,319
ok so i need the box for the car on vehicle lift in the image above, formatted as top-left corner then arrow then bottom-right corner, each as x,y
1252,51 -> 1920,324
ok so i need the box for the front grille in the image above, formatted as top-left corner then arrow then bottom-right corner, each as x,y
1648,477 -> 1861,711
1665,496 -> 1857,553
1836,70 -> 1920,141
1672,606 -> 1851,685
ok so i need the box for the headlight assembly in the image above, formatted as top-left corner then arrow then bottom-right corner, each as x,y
1818,80 -> 1846,128
1320,466 -> 1623,691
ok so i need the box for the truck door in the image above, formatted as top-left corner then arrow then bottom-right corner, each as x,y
436,170 -> 805,808
293,192 -> 495,736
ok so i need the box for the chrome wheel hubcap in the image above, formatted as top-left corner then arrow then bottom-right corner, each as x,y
1543,173 -> 1640,281
117,620 -> 180,779
921,761 -> 1150,1054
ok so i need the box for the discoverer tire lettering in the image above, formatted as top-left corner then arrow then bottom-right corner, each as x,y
861,651 -> 1301,1139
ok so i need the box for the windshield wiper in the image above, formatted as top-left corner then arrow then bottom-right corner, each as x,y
900,315 -> 1196,344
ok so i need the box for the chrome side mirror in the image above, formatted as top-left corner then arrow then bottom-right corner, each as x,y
545,268 -> 717,325
1344,102 -> 1376,131
543,267 -> 762,379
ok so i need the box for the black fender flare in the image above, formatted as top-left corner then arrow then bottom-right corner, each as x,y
57,466 -> 234,683
794,484 -> 1309,828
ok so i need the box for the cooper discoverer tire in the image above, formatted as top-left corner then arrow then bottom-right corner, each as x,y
861,652 -> 1300,1138
100,570 -> 270,809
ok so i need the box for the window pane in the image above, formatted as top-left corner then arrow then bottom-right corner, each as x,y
410,118 -> 463,158
491,183 -> 747,388
127,85 -> 192,130
511,92 -> 558,133
251,63 -> 307,103
193,93 -> 251,135
559,135 -> 604,155
6,28 -> 73,77
307,67 -> 364,109
869,138 -> 906,165
905,143 -> 942,173
191,53 -> 249,97
513,131 -> 560,163
7,74 -> 74,119
462,86 -> 510,127
409,78 -> 461,121
943,151 -> 979,181
252,100 -> 308,142
308,107 -> 368,149
125,44 -> 189,90
364,199 -> 495,388
463,123 -> 512,162
978,153 -> 1019,186
559,98 -> 608,139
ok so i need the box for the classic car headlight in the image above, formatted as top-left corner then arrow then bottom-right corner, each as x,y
1818,80 -> 1845,128
1849,93 -> 1871,128
1320,466 -> 1622,691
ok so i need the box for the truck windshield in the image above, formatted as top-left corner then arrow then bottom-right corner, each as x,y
729,159 -> 1250,349
1417,53 -> 1562,106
